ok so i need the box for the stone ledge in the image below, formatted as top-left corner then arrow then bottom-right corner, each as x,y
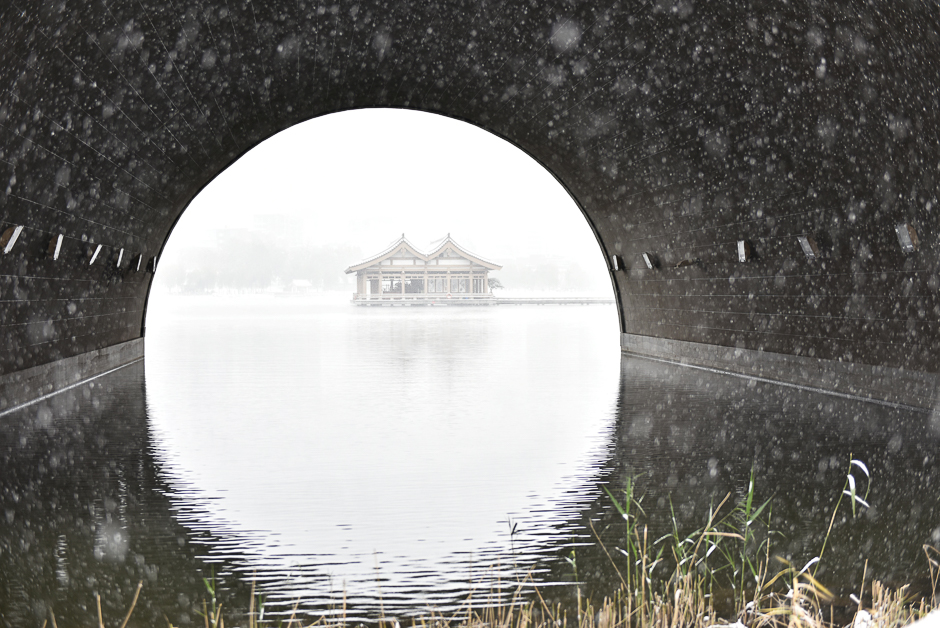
622,333 -> 940,411
0,338 -> 144,415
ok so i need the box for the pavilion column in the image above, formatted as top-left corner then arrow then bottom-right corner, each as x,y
401,270 -> 405,294
423,268 -> 428,294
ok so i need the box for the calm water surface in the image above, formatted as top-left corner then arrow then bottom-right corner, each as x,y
145,293 -> 622,610
2,293 -> 939,625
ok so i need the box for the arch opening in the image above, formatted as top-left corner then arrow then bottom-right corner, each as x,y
148,108 -> 616,308
142,108 -> 623,610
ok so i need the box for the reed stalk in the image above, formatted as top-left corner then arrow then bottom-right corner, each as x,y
44,458 -> 937,628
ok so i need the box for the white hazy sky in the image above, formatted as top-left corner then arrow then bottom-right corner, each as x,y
164,108 -> 607,268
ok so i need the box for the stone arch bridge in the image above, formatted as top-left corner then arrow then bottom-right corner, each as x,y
2,1 -> 940,411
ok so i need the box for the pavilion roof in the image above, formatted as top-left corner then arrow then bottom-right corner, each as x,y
344,234 -> 502,273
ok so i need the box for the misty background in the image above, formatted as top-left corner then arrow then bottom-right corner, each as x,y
152,109 -> 612,296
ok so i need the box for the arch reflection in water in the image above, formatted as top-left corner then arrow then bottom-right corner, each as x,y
142,295 -> 622,617
2,301 -> 939,624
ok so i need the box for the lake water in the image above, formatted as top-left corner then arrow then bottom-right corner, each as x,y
2,293 -> 938,625
145,293 -> 622,613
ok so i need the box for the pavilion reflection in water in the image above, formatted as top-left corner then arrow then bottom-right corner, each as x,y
344,234 -> 501,305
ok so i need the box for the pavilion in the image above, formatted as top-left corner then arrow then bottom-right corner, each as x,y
345,235 -> 501,305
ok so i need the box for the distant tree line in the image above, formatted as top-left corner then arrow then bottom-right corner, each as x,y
156,237 -> 605,294
156,233 -> 361,293
490,254 -> 604,292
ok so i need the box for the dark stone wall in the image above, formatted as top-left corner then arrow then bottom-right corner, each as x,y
1,1 -> 939,385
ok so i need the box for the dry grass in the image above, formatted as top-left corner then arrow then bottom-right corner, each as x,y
226,574 -> 931,628
42,555 -> 935,628
46,460 -> 939,628
142,541 -> 934,628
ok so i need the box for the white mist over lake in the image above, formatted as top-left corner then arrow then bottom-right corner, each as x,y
156,108 -> 612,297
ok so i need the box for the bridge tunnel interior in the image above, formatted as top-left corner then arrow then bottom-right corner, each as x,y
2,1 -> 940,409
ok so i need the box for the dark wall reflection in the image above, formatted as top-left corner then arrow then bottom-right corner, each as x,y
551,357 -> 940,605
0,363 -> 219,627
